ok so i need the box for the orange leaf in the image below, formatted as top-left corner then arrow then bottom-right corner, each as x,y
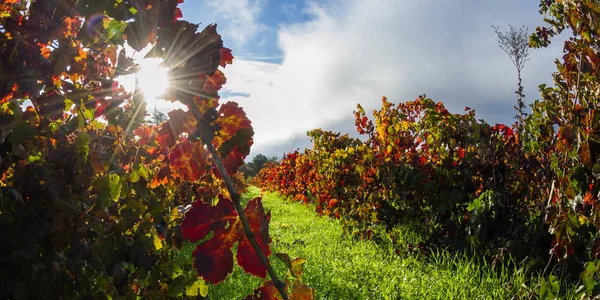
290,280 -> 314,300
168,140 -> 207,182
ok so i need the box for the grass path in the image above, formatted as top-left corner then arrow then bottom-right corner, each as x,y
205,186 -> 535,299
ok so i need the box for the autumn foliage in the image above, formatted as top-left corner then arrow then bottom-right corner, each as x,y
256,1 -> 600,296
0,0 -> 311,299
257,97 -> 543,254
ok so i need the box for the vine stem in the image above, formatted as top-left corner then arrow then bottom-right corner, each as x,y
528,253 -> 554,300
188,106 -> 289,300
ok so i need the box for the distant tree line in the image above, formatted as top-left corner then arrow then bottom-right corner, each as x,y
240,154 -> 279,179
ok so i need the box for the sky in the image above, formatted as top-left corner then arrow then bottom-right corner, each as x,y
170,0 -> 567,159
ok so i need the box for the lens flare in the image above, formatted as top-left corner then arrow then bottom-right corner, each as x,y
136,58 -> 170,101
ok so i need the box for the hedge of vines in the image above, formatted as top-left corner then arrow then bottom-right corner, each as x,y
0,0 -> 311,299
256,0 -> 600,295
258,97 -> 543,255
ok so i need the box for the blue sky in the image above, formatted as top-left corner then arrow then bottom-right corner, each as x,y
180,0 -> 312,63
172,0 -> 567,158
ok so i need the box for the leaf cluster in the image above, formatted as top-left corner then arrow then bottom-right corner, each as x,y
0,0 -> 304,299
257,1 -> 600,296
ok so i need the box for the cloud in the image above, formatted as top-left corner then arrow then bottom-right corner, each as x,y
204,0 -> 266,46
220,0 -> 568,158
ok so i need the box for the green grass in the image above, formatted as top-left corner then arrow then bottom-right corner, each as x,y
189,186 -> 574,299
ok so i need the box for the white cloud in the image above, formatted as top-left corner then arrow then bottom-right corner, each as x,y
204,0 -> 266,46
220,0 -> 567,156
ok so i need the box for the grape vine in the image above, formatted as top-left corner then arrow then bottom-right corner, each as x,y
256,2 -> 600,296
0,0 -> 312,298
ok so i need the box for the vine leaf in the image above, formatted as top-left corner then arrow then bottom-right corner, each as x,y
93,173 -> 122,209
276,253 -> 306,278
244,280 -> 284,300
219,145 -> 248,176
220,47 -> 234,67
182,195 -> 239,283
213,102 -> 254,174
185,279 -> 209,297
213,102 -> 252,145
237,197 -> 272,277
151,22 -> 223,75
156,109 -> 196,147
181,195 -> 272,284
200,69 -> 227,92
168,140 -> 207,182
244,279 -> 314,300
290,279 -> 314,300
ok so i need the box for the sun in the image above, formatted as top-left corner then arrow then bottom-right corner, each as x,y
136,58 -> 170,101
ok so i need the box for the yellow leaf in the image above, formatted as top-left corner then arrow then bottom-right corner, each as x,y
171,207 -> 180,219
153,232 -> 163,250
401,120 -> 410,131
186,279 -> 209,297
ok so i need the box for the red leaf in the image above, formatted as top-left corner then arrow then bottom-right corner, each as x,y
35,91 -> 65,119
193,96 -> 220,114
217,102 -> 251,135
134,125 -> 154,145
174,7 -> 183,21
220,47 -> 234,67
236,197 -> 271,277
201,69 -> 227,92
244,280 -> 284,300
218,145 -> 246,176
182,195 -> 241,283
155,109 -> 197,149
182,195 -> 272,284
156,127 -> 174,149
168,140 -> 207,182
192,238 -> 235,284
181,195 -> 237,242
156,109 -> 197,146
213,101 -> 252,149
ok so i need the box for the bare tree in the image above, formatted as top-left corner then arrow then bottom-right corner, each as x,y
492,25 -> 530,129
151,105 -> 167,125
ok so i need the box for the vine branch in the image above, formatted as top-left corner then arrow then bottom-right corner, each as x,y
189,106 -> 289,300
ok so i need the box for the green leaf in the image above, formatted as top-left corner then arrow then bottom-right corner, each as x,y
103,19 -> 126,45
185,279 -> 209,297
467,198 -> 482,212
75,133 -> 91,162
137,164 -> 149,179
94,177 -> 111,209
8,123 -> 37,145
539,275 -> 560,300
108,174 -> 122,202
167,276 -> 186,297
64,98 -> 75,111
93,174 -> 121,208
130,170 -> 140,183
